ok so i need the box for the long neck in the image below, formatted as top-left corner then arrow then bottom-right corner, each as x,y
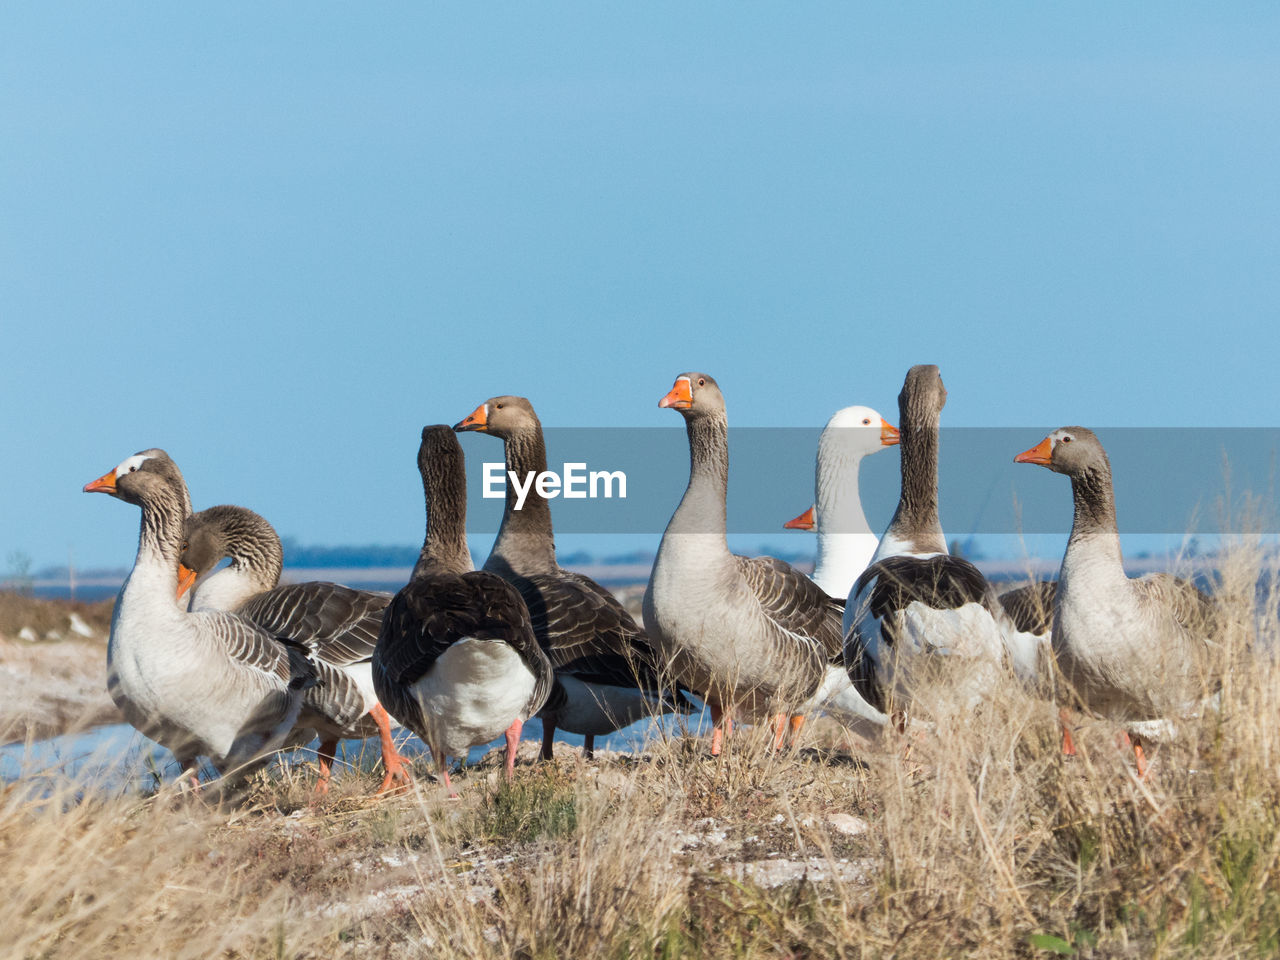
133,486 -> 188,600
414,471 -> 473,579
666,413 -> 729,542
487,428 -> 557,576
815,449 -> 872,538
882,417 -> 945,555
1064,462 -> 1123,571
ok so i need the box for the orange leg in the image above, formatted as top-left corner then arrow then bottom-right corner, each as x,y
315,738 -> 338,796
772,714 -> 788,751
438,756 -> 457,799
504,717 -> 523,781
1119,731 -> 1150,779
788,714 -> 806,748
1060,707 -> 1077,757
709,704 -> 734,756
371,704 -> 412,794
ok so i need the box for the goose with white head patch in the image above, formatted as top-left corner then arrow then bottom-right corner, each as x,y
84,449 -> 315,787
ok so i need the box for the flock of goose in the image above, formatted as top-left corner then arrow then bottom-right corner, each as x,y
82,365 -> 1218,794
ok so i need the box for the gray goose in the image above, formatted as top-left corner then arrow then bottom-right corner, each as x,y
373,426 -> 552,796
84,450 -> 315,787
644,373 -> 862,753
177,505 -> 408,794
842,365 -> 1008,722
455,395 -> 692,760
1015,427 -> 1218,776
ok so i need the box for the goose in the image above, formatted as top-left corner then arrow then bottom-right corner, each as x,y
996,580 -> 1056,686
644,373 -> 882,754
843,365 -> 1008,721
177,505 -> 409,794
455,397 -> 691,759
784,405 -> 900,599
373,426 -> 553,796
83,450 -> 315,787
1014,427 -> 1218,775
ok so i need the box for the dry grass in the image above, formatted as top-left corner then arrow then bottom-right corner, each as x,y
2,540 -> 1279,959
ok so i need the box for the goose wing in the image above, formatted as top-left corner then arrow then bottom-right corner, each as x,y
517,571 -> 678,697
735,554 -> 844,661
239,581 -> 392,666
997,580 -> 1057,637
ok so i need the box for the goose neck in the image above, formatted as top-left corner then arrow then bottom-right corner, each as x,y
1065,464 -> 1124,567
666,413 -> 729,539
884,419 -> 945,553
488,427 -> 557,575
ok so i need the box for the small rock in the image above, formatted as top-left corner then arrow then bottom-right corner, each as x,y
68,613 -> 95,638
44,630 -> 63,642
826,813 -> 869,836
18,627 -> 38,643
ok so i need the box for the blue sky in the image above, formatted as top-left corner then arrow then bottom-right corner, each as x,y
4,5 -> 1280,572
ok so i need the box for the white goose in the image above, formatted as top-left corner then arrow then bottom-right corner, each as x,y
373,426 -> 553,796
84,450 -> 314,786
784,405 -> 900,600
1014,427 -> 1218,775
842,366 -> 1008,721
178,505 -> 409,794
645,372 -> 883,753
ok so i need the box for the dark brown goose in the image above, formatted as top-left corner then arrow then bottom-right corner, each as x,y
1015,427 -> 1219,775
455,396 -> 691,760
84,450 -> 314,787
373,426 -> 552,796
842,365 -> 1008,719
644,373 -> 868,754
177,505 -> 408,794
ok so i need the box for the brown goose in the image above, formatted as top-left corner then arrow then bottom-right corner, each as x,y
1015,427 -> 1218,775
84,450 -> 315,787
177,505 -> 408,794
455,395 -> 692,760
644,373 -> 865,753
842,365 -> 1008,720
373,426 -> 552,796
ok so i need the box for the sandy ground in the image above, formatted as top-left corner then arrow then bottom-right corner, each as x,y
0,596 -> 121,743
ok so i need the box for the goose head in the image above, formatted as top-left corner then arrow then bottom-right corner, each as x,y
899,364 -> 946,429
177,512 -> 231,596
1014,426 -> 1106,478
83,450 -> 184,508
658,372 -> 724,420
823,404 -> 900,453
454,395 -> 541,439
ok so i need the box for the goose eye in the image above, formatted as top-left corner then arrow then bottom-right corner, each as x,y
1061,436 -> 1072,443
862,418 -> 871,425
697,378 -> 705,386
129,466 -> 137,472
495,403 -> 504,410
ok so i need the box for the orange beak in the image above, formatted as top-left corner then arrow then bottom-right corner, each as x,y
880,419 -> 900,446
176,564 -> 198,600
83,469 -> 117,494
784,506 -> 816,530
454,403 -> 488,432
659,377 -> 693,410
1014,436 -> 1054,465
